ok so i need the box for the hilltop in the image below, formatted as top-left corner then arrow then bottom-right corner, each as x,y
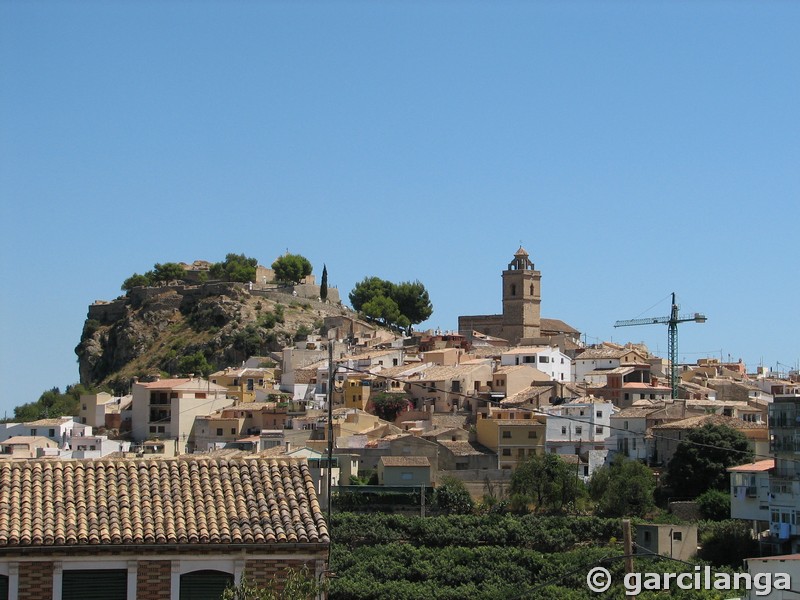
74,279 -> 350,392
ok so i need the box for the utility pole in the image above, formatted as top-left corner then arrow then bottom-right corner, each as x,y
622,518 -> 635,598
326,335 -> 335,529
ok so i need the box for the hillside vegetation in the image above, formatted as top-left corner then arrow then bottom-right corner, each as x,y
75,281 -> 349,393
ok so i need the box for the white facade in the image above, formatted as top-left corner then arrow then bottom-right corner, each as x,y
728,461 -> 772,524
500,346 -> 572,382
0,417 -> 92,445
609,413 -> 650,462
573,356 -> 622,382
69,435 -> 132,459
131,378 -> 233,449
545,400 -> 614,476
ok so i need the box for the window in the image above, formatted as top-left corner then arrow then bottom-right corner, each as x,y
539,356 -> 549,363
63,569 -> 127,600
672,531 -> 683,541
180,570 -> 234,600
561,426 -> 567,435
596,426 -> 603,434
575,427 -> 583,435
596,411 -> 602,418
528,431 -> 537,439
502,431 -> 512,438
231,428 -> 236,435
30,429 -> 36,436
216,428 -> 223,436
196,392 -> 206,399
643,531 -> 651,542
401,472 -> 413,480
49,429 -> 56,437
502,449 -> 511,456
624,421 -> 629,430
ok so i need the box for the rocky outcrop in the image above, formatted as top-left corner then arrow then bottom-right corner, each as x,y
75,282 -> 342,388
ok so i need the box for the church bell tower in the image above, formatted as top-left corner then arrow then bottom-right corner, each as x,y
501,246 -> 541,344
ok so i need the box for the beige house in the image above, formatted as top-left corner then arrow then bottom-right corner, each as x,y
209,367 -> 279,403
0,436 -> 59,459
130,377 -> 233,451
476,407 -> 546,470
490,365 -> 551,399
377,456 -> 432,487
407,363 -> 492,414
78,392 -> 132,429
635,524 -> 698,562
0,457 -> 329,600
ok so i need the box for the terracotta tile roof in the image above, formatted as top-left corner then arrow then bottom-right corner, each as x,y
436,441 -> 495,457
728,459 -> 774,473
540,318 -> 580,335
0,457 -> 328,548
379,456 -> 430,467
651,414 -> 768,431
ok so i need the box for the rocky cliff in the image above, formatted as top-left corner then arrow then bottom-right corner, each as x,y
75,282 -> 347,391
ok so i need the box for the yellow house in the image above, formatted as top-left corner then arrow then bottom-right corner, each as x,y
343,373 -> 375,411
209,367 -> 278,403
476,407 -> 546,470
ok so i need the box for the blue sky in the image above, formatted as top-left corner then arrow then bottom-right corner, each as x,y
1,1 -> 798,416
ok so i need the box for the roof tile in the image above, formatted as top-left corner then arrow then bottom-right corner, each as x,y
0,457 -> 328,549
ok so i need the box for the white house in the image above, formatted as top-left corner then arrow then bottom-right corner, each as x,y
728,459 -> 772,533
131,377 -> 233,451
500,346 -> 572,382
544,397 -> 614,480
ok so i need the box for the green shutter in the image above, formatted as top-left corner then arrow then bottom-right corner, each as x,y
62,569 -> 127,600
180,570 -> 234,600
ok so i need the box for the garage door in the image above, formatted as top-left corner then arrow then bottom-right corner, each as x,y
180,570 -> 234,600
62,569 -> 127,600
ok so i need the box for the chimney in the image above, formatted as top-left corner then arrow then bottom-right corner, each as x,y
285,441 -> 291,453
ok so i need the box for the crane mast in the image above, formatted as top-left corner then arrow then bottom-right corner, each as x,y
614,292 -> 707,399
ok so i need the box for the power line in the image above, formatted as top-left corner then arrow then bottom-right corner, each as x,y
333,363 -> 783,466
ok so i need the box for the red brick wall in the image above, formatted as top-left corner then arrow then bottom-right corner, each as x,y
18,562 -> 53,600
137,560 -> 172,600
244,558 -> 318,591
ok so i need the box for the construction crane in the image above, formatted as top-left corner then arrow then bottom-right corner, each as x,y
614,292 -> 707,399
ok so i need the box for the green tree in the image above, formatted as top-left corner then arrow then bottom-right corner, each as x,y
370,392 -> 411,422
434,476 -> 475,515
664,423 -> 753,498
320,264 -> 328,301
13,384 -> 91,421
349,276 -> 393,312
121,272 -> 153,291
272,253 -> 312,285
588,455 -> 656,517
177,351 -> 213,377
697,520 -> 759,569
222,566 -> 324,600
697,488 -> 731,521
349,276 -> 433,334
152,262 -> 186,282
362,295 -> 401,326
511,453 -> 586,513
392,280 -> 433,332
210,253 -> 258,282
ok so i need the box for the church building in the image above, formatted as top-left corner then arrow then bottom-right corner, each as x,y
458,247 -> 580,347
